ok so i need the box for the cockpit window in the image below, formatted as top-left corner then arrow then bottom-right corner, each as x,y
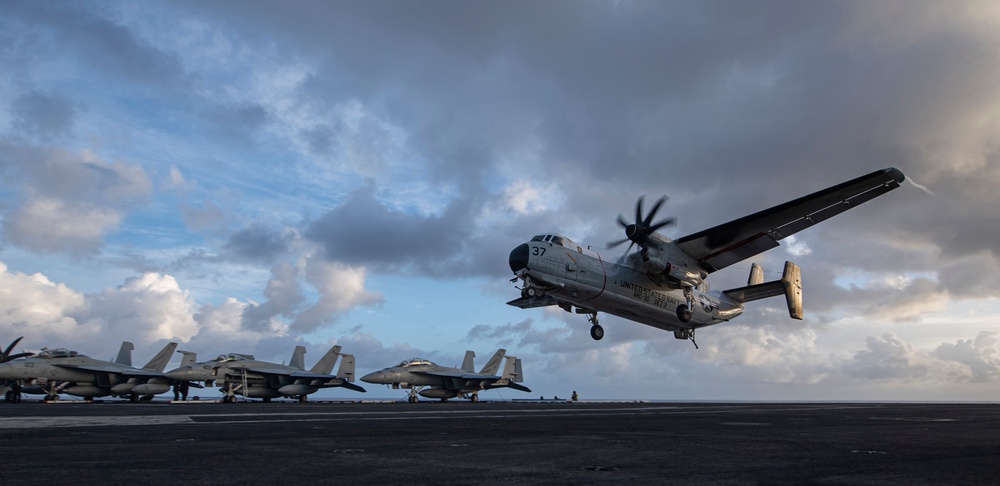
550,235 -> 564,246
530,235 -> 546,242
399,358 -> 434,367
215,353 -> 252,362
37,348 -> 80,359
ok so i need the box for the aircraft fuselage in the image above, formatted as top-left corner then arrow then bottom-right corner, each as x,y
509,237 -> 744,333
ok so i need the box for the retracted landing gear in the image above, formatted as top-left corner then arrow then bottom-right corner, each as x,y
587,312 -> 604,341
674,329 -> 699,349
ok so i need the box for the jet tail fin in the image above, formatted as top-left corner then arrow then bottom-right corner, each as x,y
723,261 -> 803,320
289,345 -> 307,370
461,350 -> 475,372
335,353 -> 356,381
177,350 -> 198,368
479,349 -> 506,375
115,341 -> 134,366
309,345 -> 342,374
142,342 -> 179,372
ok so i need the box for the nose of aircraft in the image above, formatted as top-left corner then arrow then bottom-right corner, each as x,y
509,243 -> 529,273
360,370 -> 386,384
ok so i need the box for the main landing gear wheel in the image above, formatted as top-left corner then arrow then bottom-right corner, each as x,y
676,304 -> 693,323
471,393 -> 479,403
590,325 -> 605,340
526,287 -> 541,298
223,395 -> 237,403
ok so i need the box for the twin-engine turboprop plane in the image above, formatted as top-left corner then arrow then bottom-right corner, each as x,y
166,345 -> 364,402
361,349 -> 530,402
508,167 -> 906,347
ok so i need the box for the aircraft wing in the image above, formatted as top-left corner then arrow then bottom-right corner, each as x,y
411,370 -> 501,389
674,167 -> 905,272
242,368 -> 326,379
506,295 -> 560,309
53,363 -> 162,377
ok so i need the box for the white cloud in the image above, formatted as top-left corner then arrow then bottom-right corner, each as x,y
0,144 -> 151,255
291,256 -> 384,332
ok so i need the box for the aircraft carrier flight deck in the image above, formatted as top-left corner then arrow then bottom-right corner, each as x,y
1,400 -> 997,485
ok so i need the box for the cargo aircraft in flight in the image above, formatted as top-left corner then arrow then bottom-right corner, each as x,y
508,168 -> 905,347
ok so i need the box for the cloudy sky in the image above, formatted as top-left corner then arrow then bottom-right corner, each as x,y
2,0 -> 998,401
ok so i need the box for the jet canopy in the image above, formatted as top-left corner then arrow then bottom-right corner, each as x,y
398,358 -> 434,367
215,353 -> 253,362
530,234 -> 577,248
36,348 -> 82,359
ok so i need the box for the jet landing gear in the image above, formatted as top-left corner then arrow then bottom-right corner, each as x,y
588,312 -> 604,341
4,383 -> 23,403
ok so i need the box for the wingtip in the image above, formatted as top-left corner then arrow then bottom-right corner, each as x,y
884,167 -> 905,183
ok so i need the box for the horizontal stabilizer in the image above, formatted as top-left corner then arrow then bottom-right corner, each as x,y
723,261 -> 803,320
340,381 -> 366,393
506,382 -> 531,393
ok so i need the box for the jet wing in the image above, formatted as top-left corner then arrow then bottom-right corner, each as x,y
506,295 -> 560,309
674,167 -> 905,272
242,368 -> 326,379
411,370 -> 502,390
53,363 -> 162,377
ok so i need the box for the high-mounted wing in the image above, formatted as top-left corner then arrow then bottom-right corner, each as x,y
675,167 -> 905,272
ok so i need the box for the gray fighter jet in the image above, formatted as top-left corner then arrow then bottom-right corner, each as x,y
165,345 -> 364,403
0,340 -> 178,402
361,349 -> 530,402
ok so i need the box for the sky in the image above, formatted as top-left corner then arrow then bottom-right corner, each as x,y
1,0 -> 999,401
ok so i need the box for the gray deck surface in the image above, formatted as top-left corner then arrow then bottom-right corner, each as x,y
2,401 -> 998,484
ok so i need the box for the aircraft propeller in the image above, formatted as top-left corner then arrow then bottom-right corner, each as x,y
2,337 -> 34,363
607,195 -> 676,254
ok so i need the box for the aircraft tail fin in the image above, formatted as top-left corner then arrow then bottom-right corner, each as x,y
289,345 -> 307,370
115,342 -> 135,366
335,353 -> 356,381
723,261 -> 803,320
479,349 -> 506,375
309,345 -> 342,374
142,342 -> 179,372
748,263 -> 764,286
497,356 -> 530,392
177,350 -> 198,368
461,350 -> 475,372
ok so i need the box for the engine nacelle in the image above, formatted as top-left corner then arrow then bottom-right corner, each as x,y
418,388 -> 459,399
278,384 -> 319,396
640,248 -> 706,288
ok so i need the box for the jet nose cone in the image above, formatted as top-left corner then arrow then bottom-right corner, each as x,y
360,371 -> 384,384
509,243 -> 529,273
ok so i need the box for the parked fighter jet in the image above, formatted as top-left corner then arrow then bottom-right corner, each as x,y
165,345 -> 364,403
0,341 -> 178,402
361,349 -> 530,402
